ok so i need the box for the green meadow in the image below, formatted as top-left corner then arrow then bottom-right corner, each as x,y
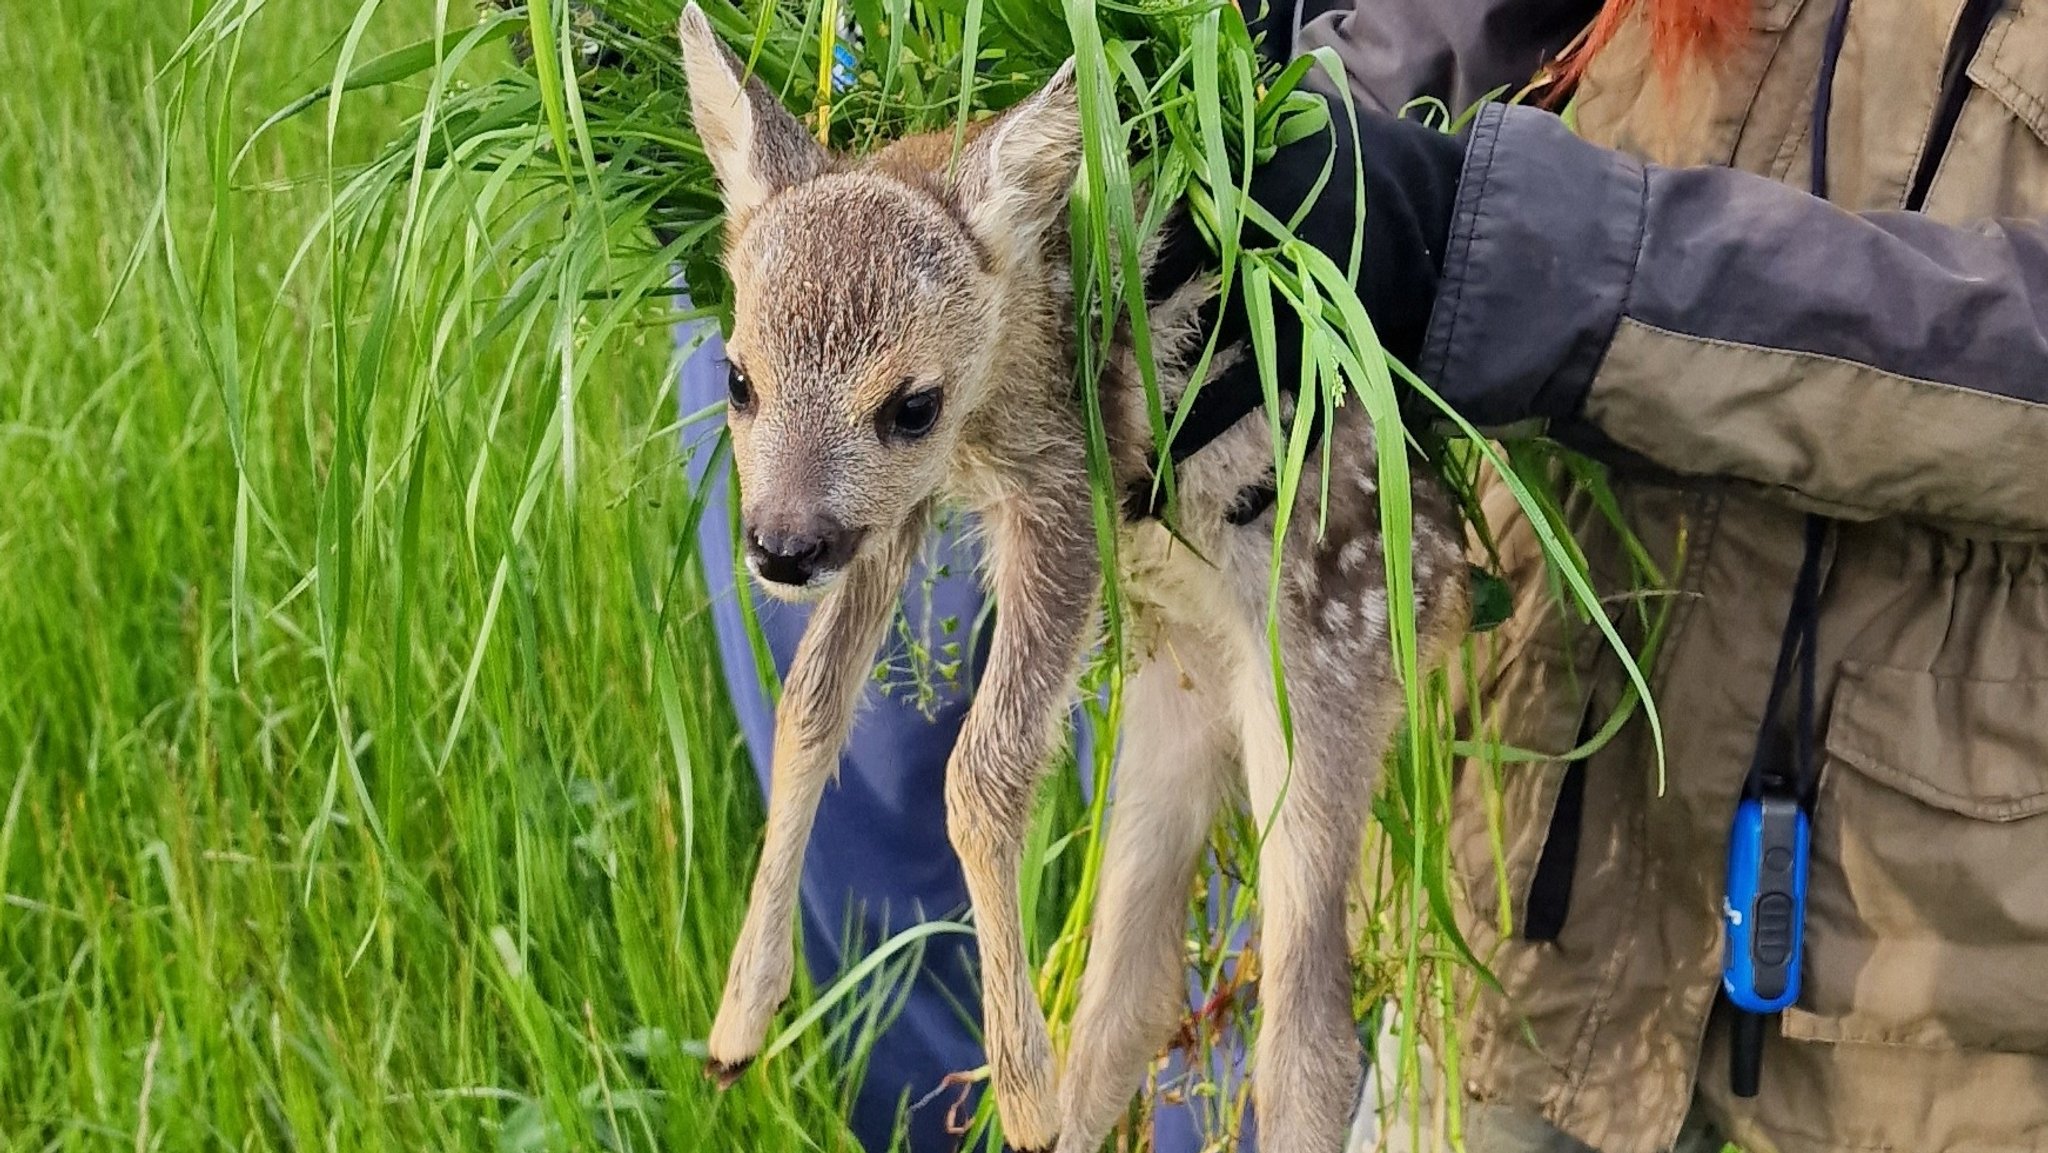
0,2 -> 915,1147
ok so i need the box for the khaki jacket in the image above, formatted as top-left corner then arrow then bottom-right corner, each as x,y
1299,2 -> 2048,1150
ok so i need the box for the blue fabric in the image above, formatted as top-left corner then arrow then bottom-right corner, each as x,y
675,312 -> 1244,1152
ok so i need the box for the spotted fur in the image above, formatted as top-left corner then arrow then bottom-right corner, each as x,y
679,6 -> 1468,1149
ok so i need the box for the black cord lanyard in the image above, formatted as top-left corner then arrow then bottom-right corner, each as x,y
1724,0 -> 1853,1099
1741,0 -> 1854,876
1741,516 -> 1830,808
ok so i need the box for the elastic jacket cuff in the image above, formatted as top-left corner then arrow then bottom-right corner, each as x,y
1420,103 -> 1649,428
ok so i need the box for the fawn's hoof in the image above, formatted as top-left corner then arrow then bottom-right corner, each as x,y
704,1055 -> 754,1089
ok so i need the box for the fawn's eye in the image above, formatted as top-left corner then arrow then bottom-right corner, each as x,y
726,362 -> 754,414
880,385 -> 943,442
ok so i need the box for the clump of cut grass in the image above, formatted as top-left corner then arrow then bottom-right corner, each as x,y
122,0 -> 1675,1149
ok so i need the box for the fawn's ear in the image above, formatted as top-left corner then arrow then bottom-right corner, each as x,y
953,58 -> 1082,266
678,2 -> 827,220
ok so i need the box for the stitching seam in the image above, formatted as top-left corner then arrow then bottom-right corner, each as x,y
1431,106 -> 1504,390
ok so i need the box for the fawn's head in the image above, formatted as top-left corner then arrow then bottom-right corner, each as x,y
679,4 -> 1080,598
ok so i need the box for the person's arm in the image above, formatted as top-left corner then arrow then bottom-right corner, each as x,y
1150,0 -> 1599,461
1239,2 -> 2048,537
1421,104 -> 2048,537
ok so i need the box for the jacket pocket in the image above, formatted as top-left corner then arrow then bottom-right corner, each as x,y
1450,469 -> 1629,944
1451,627 -> 1605,942
1783,661 -> 2048,1054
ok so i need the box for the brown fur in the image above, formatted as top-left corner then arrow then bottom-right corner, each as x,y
678,6 -> 1468,1149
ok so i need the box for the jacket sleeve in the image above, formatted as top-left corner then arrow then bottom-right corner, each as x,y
1293,0 -> 1600,115
1421,104 -> 2048,538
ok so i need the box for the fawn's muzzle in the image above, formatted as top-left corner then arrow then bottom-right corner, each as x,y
745,516 -> 863,588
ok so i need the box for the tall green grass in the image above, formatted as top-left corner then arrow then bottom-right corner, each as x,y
1,0 -> 1667,1150
1,1 -> 900,1148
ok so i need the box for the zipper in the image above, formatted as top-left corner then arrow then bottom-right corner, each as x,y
1903,0 -> 2007,211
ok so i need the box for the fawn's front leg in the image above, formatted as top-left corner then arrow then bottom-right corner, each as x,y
948,485 -> 1098,1153
706,519 -> 921,1083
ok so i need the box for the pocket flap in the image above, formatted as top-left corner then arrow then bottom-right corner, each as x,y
1826,662 -> 2048,822
1970,4 -> 2048,149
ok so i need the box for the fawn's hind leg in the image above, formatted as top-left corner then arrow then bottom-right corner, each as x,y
1228,413 -> 1470,1149
1228,512 -> 1439,1150
1234,643 -> 1395,1153
1056,634 -> 1233,1153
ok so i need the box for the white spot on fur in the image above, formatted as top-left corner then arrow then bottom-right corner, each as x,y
1361,595 -> 1389,639
1339,539 -> 1371,573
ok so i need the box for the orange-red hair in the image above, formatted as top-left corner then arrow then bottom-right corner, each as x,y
1549,0 -> 1751,94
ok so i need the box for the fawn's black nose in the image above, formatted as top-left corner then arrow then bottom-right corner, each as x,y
746,517 -> 861,587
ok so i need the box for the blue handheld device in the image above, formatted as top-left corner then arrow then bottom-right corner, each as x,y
1722,793 -> 1811,1096
1721,794 -> 1810,1013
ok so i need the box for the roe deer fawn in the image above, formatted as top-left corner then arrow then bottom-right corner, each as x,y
678,6 -> 1469,1148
